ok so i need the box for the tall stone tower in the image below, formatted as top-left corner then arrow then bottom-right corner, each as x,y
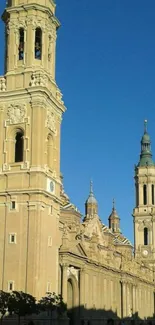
0,0 -> 65,298
133,121 -> 155,264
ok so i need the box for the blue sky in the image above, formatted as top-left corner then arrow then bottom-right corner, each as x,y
1,1 -> 155,243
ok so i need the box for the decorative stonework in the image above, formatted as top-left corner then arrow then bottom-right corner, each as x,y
67,266 -> 79,282
138,220 -> 152,231
7,103 -> 26,124
56,89 -> 64,105
2,163 -> 10,172
46,108 -> 57,135
0,77 -> 6,92
30,72 -> 48,87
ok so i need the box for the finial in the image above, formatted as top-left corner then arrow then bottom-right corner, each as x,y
112,198 -> 116,211
144,119 -> 147,134
90,179 -> 93,194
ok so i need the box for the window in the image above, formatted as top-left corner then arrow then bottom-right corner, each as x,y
8,281 -> 14,292
48,236 -> 52,247
35,28 -> 42,60
143,185 -> 147,205
152,185 -> 154,205
9,233 -> 16,244
11,201 -> 16,210
15,131 -> 24,162
111,223 -> 115,232
18,28 -> 24,60
144,227 -> 149,245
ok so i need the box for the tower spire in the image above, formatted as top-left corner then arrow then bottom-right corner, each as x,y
112,198 -> 115,211
108,199 -> 120,233
90,179 -> 93,194
85,180 -> 98,219
144,119 -> 147,133
138,120 -> 154,167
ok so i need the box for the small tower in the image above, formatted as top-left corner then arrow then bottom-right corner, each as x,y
85,181 -> 98,219
108,199 -> 120,233
133,121 -> 155,263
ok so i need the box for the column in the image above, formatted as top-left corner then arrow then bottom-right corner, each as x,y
135,285 -> 138,316
132,285 -> 136,315
80,268 -> 85,307
62,263 -> 68,304
122,282 -> 127,318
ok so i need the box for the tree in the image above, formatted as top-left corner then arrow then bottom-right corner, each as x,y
8,291 -> 37,325
0,291 -> 10,324
38,292 -> 66,324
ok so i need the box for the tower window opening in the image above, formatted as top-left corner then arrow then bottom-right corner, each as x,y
15,131 -> 24,163
11,201 -> 16,210
144,227 -> 149,245
143,184 -> 147,205
111,223 -> 115,232
152,184 -> 154,205
35,28 -> 42,60
18,28 -> 24,60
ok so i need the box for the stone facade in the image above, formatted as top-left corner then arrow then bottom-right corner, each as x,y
0,1 -> 154,324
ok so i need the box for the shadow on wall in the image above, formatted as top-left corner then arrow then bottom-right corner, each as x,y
1,308 -> 155,325
67,306 -> 155,325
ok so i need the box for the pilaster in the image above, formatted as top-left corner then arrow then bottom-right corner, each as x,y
62,263 -> 68,304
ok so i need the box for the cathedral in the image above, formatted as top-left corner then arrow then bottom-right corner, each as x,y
0,0 -> 155,323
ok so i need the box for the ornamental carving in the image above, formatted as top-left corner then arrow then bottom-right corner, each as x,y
138,220 -> 152,231
67,266 -> 79,282
7,103 -> 26,124
30,72 -> 48,87
46,108 -> 57,135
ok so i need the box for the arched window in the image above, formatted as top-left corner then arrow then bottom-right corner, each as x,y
152,184 -> 154,205
35,28 -> 42,60
15,131 -> 24,162
143,184 -> 147,205
144,227 -> 149,245
18,28 -> 24,60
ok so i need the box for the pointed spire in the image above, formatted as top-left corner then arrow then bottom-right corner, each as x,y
138,120 -> 154,167
85,180 -> 98,218
90,180 -> 93,195
108,199 -> 120,233
144,119 -> 147,134
112,198 -> 115,211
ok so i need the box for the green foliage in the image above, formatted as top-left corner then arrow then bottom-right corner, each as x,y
0,291 -> 10,322
38,292 -> 66,316
0,290 -> 66,325
8,291 -> 37,324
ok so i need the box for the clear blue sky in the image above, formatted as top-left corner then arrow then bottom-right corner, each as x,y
1,1 -> 155,243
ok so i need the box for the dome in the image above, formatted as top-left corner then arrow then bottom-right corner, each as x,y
85,181 -> 97,205
86,193 -> 97,204
141,132 -> 150,143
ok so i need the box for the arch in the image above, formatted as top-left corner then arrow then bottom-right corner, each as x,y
35,27 -> 42,60
67,276 -> 79,325
67,279 -> 74,310
15,130 -> 24,162
18,28 -> 24,60
144,227 -> 149,245
143,184 -> 147,205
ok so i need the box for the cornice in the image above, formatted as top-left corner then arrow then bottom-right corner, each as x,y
5,4 -> 60,28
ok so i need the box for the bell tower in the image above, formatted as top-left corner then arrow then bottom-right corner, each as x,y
133,121 -> 155,265
0,0 -> 66,298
